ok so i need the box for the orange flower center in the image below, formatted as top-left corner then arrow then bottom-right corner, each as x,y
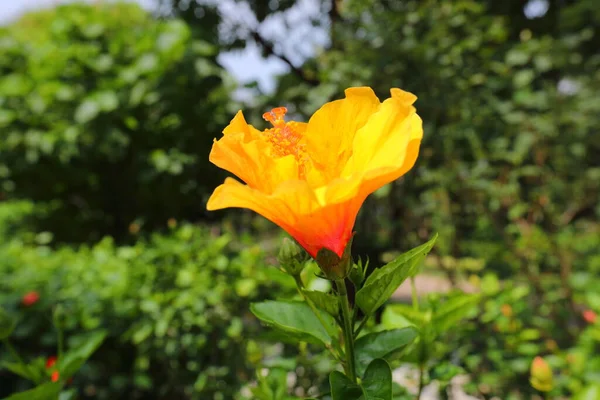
262,107 -> 307,177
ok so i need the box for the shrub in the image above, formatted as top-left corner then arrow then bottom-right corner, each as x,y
0,211 -> 296,399
0,2 -> 233,243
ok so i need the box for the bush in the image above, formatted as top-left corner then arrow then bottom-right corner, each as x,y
0,2 -> 233,243
0,210 -> 296,399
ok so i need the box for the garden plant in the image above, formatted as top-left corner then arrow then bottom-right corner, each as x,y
1,1 -> 599,399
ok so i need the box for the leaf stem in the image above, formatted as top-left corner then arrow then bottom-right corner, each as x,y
335,279 -> 357,383
354,315 -> 369,338
410,276 -> 419,311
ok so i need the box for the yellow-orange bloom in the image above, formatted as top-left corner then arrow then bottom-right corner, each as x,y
530,356 -> 553,392
207,87 -> 423,260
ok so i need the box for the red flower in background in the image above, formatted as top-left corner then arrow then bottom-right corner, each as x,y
46,356 -> 60,382
583,309 -> 597,324
46,356 -> 57,369
21,291 -> 40,307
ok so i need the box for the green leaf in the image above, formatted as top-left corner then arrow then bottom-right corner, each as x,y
574,384 -> 600,400
0,74 -> 31,96
1,361 -> 39,382
250,301 -> 337,346
58,389 -> 77,400
252,368 -> 289,400
0,382 -> 61,400
381,306 -> 418,330
302,289 -> 339,317
0,307 -> 16,340
356,234 -> 438,315
74,99 -> 99,124
432,294 -> 480,334
361,359 -> 392,400
354,328 -> 418,376
513,69 -> 535,88
430,363 -> 465,385
58,330 -> 107,380
94,91 -> 119,112
506,49 -> 530,66
330,371 -> 362,400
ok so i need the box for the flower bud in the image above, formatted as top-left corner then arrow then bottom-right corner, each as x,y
278,238 -> 307,276
349,257 -> 368,287
530,356 -> 553,392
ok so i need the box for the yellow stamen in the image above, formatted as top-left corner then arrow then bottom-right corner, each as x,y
262,108 -> 306,176
262,106 -> 288,125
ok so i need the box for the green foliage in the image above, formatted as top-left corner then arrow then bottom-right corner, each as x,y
250,301 -> 337,346
0,382 -> 61,400
361,359 -> 393,400
355,235 -> 437,315
383,292 -> 480,366
57,330 -> 108,382
301,290 -> 339,318
0,308 -> 15,340
330,359 -> 393,400
0,3 -> 232,242
1,0 -> 599,398
251,235 -> 434,398
249,368 -> 298,400
0,214 -> 295,399
354,328 -> 418,377
574,384 -> 600,400
2,329 -> 106,399
253,0 -> 600,397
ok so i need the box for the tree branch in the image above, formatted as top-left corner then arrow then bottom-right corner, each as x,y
250,30 -> 319,86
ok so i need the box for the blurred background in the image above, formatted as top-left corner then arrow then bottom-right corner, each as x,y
0,0 -> 598,399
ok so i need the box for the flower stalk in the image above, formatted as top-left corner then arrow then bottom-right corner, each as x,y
335,279 -> 357,383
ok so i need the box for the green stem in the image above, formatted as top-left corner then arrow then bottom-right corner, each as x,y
417,362 -> 425,399
335,279 -> 357,383
56,325 -> 64,359
411,276 -> 425,399
410,276 -> 419,311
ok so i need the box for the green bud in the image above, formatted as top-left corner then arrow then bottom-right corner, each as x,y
349,256 -> 368,287
278,238 -> 308,276
52,304 -> 68,330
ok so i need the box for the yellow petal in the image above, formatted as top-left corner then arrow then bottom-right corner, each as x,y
358,137 -> 422,198
207,177 -> 293,223
304,87 -> 380,183
343,88 -> 422,177
223,111 -> 262,141
210,113 -> 301,193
